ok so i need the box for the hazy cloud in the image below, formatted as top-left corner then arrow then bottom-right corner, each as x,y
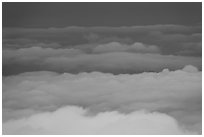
3,46 -> 201,75
3,66 -> 201,134
3,106 -> 196,135
93,42 -> 160,53
3,25 -> 201,56
3,3 -> 202,135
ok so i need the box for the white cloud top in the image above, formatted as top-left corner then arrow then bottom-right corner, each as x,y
3,106 -> 195,135
3,65 -> 201,134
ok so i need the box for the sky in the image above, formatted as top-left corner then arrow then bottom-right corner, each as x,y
3,2 -> 202,27
2,2 -> 202,135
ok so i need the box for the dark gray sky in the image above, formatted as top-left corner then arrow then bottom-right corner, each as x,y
3,2 -> 202,28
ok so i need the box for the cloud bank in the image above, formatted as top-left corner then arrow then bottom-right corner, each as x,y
3,25 -> 201,56
3,65 -> 201,134
3,106 -> 195,135
3,46 -> 201,75
2,24 -> 202,135
93,42 -> 160,53
3,24 -> 202,56
3,24 -> 202,76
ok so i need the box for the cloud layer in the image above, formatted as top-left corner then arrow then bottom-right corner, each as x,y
2,24 -> 202,135
3,65 -> 201,134
3,25 -> 201,56
3,25 -> 202,76
3,106 -> 195,135
93,42 -> 160,53
3,46 -> 201,75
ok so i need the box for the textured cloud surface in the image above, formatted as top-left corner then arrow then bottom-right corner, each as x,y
3,66 -> 201,134
3,47 -> 201,75
3,24 -> 202,76
3,25 -> 201,56
3,106 -> 195,135
93,42 -> 160,53
2,24 -> 202,135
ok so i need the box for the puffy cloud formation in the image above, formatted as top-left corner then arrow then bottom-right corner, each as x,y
2,24 -> 202,135
3,25 -> 201,56
176,42 -> 202,56
3,66 -> 201,134
93,42 -> 160,53
3,47 -> 201,75
3,106 -> 195,135
3,25 -> 202,76
3,46 -> 83,61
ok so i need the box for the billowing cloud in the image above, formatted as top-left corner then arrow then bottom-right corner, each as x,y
4,42 -> 62,49
176,42 -> 202,56
2,24 -> 202,135
93,42 -> 160,53
3,24 -> 201,56
44,52 -> 201,74
3,46 -> 83,61
3,47 -> 201,75
3,106 -> 195,135
3,65 -> 201,134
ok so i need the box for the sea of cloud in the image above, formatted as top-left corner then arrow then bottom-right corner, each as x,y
2,65 -> 201,134
2,24 -> 202,135
3,25 -> 201,56
3,46 -> 201,75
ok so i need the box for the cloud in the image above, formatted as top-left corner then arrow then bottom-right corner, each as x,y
3,106 -> 195,135
6,42 -> 62,49
44,52 -> 201,74
3,38 -> 62,49
2,24 -> 202,134
3,24 -> 201,56
3,65 -> 201,134
3,47 -> 201,75
3,47 -> 83,65
176,42 -> 202,56
93,42 -> 160,53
